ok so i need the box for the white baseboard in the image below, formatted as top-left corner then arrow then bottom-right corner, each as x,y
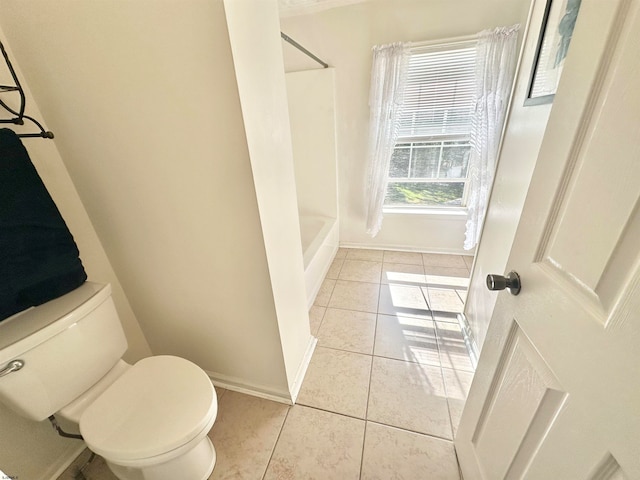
339,242 -> 474,256
288,335 -> 318,404
48,443 -> 87,480
204,370 -> 293,405
205,335 -> 318,406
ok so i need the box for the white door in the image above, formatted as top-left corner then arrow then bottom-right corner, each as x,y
455,0 -> 640,478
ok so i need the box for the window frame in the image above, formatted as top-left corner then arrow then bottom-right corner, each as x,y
384,40 -> 477,212
385,135 -> 472,209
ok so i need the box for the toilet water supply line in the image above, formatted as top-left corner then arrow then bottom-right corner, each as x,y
48,415 -> 84,440
49,415 -> 99,477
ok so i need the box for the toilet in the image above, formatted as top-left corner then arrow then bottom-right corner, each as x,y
0,282 -> 217,480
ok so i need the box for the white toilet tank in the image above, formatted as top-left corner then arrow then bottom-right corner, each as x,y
0,282 -> 127,421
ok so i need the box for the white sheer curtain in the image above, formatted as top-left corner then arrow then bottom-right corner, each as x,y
464,25 -> 520,250
365,43 -> 409,237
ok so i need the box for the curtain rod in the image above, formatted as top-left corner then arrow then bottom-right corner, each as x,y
280,32 -> 329,68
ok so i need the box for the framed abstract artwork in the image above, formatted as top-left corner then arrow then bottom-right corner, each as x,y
525,0 -> 582,106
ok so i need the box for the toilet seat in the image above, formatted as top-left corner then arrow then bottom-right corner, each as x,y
79,355 -> 217,464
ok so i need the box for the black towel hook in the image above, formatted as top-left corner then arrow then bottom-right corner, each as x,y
0,40 -> 54,139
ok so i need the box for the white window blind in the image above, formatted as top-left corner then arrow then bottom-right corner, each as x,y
398,42 -> 477,139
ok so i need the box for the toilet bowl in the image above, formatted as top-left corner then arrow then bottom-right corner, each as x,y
0,282 -> 217,480
78,355 -> 217,480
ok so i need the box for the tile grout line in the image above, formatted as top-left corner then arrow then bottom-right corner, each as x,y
432,272 -> 471,442
423,280 -> 456,442
317,343 -> 444,369
314,305 -> 328,337
335,256 -> 345,279
420,280 -> 431,311
314,275 -> 339,309
358,412 -> 369,479
260,405 -> 293,480
294,402 -> 367,423
317,305 -> 378,315
358,285 -> 381,480
423,281 -> 452,410
310,344 -> 373,358
334,276 -> 384,286
294,399 -> 459,444
365,419 -> 457,444
359,419 -> 369,480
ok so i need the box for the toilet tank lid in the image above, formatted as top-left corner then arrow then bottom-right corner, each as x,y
79,355 -> 217,463
0,282 -> 111,362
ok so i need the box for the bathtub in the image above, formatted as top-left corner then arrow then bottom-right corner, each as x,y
299,215 -> 339,308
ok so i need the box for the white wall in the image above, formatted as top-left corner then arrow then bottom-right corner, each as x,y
0,0 -> 307,407
223,0 -> 314,398
280,0 -> 531,253
287,68 -> 338,221
464,0 -> 552,351
0,24 -> 151,480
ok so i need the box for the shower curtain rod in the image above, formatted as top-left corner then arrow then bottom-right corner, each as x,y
280,32 -> 329,68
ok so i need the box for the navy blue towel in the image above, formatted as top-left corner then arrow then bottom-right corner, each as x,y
0,128 -> 86,321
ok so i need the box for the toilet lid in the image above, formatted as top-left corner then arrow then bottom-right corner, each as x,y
79,355 -> 217,462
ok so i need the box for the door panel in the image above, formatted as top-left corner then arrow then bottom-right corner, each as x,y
538,9 -> 640,314
456,0 -> 640,478
472,321 -> 566,479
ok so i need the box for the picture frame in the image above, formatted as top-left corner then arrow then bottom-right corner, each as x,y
524,0 -> 583,106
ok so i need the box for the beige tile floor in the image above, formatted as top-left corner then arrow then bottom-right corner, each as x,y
59,249 -> 474,480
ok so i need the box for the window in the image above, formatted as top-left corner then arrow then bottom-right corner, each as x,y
385,42 -> 477,208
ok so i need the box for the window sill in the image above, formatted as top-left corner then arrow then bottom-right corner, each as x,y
382,206 -> 468,217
